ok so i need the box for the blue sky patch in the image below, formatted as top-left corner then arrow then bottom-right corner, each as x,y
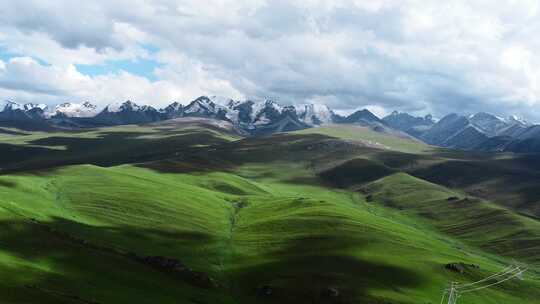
0,46 -> 50,66
141,43 -> 160,54
75,57 -> 163,81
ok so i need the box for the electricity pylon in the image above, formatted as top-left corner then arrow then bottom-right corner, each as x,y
440,265 -> 527,304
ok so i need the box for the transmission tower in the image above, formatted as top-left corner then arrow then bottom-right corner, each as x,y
442,282 -> 459,304
439,265 -> 527,304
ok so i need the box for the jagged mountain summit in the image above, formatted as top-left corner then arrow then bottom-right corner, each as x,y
0,97 -> 346,135
93,100 -> 162,125
183,96 -> 229,119
179,97 -> 315,135
1,96 -> 540,152
340,109 -> 382,125
382,111 -> 435,137
412,112 -> 535,152
160,102 -> 183,120
49,102 -> 99,118
297,104 -> 335,125
0,100 -> 52,130
0,101 -> 48,112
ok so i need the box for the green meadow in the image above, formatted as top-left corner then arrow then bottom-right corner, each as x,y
0,120 -> 539,303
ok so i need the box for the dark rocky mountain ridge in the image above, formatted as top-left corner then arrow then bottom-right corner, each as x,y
2,97 -> 539,153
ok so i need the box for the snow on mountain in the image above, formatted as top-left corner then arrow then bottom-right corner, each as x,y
506,115 -> 531,127
159,102 -> 183,119
23,103 -> 48,111
93,100 -> 161,125
298,104 -> 334,125
420,111 -> 538,150
0,100 -> 24,111
209,96 -> 240,122
181,96 -> 233,124
0,100 -> 52,130
252,100 -> 283,126
208,95 -> 235,107
468,112 -> 508,137
3,96 -> 539,152
163,102 -> 183,112
50,102 -> 99,118
184,96 -> 220,115
104,100 -> 142,113
249,101 -> 266,122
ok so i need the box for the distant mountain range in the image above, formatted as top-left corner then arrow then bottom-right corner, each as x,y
1,97 -> 539,152
0,97 -> 359,136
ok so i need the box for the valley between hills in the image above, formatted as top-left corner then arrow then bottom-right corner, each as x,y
0,118 -> 539,304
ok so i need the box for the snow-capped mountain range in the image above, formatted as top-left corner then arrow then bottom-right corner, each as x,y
1,96 -> 539,152
0,96 -> 340,134
50,102 -> 99,118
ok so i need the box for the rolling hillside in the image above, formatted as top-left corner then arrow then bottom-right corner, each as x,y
0,121 -> 539,304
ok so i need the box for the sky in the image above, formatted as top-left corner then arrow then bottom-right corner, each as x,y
0,0 -> 540,120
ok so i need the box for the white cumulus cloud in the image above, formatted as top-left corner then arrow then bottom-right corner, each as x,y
0,0 -> 539,120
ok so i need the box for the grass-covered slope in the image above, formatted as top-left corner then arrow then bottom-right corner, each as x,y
410,154 -> 540,217
0,122 -> 539,303
295,124 -> 430,153
295,124 -> 540,218
0,118 -> 240,173
361,173 -> 540,263
1,163 -> 539,304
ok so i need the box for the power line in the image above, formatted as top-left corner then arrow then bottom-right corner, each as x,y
458,268 -> 527,294
440,264 -> 527,304
439,290 -> 447,304
447,282 -> 458,304
455,265 -> 516,288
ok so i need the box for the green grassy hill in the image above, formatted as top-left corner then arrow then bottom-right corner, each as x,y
361,173 -> 540,263
294,124 -> 430,154
0,122 -> 539,303
296,125 -> 540,218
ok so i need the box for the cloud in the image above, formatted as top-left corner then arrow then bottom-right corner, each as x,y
0,56 -> 241,108
0,0 -> 539,120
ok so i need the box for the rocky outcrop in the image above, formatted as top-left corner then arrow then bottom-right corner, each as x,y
445,262 -> 480,274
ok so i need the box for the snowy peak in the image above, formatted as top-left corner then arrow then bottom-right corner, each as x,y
160,102 -> 184,119
0,100 -> 49,123
2,96 -> 539,151
184,96 -> 219,115
105,100 -> 142,113
93,100 -> 161,125
418,111 -> 538,150
183,96 -> 240,123
226,100 -> 254,125
506,115 -> 530,127
101,100 -> 159,114
263,99 -> 283,112
298,103 -> 334,125
51,102 -> 99,118
208,95 -> 235,107
468,112 -> 507,136
1,100 -> 24,111
467,112 -> 533,137
0,101 -> 48,120
23,103 -> 48,111
161,101 -> 183,112
252,100 -> 283,126
181,96 -> 307,130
